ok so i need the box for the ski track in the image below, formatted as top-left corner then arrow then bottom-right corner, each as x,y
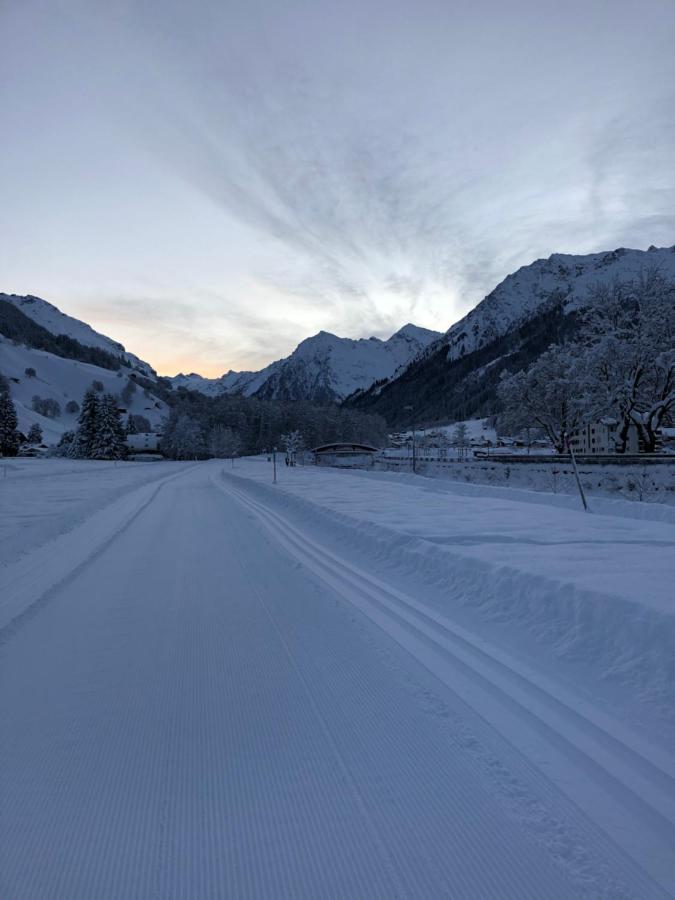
219,473 -> 675,899
1,463 -> 673,898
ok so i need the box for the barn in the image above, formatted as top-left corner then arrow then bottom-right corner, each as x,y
311,442 -> 380,468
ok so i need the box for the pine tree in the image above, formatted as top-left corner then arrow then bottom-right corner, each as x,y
71,389 -> 100,458
91,394 -> 127,460
0,380 -> 20,456
27,422 -> 43,444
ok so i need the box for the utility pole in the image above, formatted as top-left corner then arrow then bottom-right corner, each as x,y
273,446 -> 277,484
565,434 -> 588,512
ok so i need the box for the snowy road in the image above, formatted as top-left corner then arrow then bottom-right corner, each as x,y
1,463 -> 673,899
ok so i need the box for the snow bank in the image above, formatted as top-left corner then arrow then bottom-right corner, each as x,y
227,461 -> 675,714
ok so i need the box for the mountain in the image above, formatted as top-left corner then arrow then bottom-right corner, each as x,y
345,245 -> 675,427
169,366 -> 278,398
1,294 -> 155,377
0,294 -> 167,443
171,323 -> 441,404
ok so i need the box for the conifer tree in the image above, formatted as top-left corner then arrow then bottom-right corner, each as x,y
0,378 -> 20,456
71,388 -> 100,458
92,394 -> 127,460
27,422 -> 43,444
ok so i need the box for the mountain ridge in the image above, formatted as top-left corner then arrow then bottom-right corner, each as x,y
345,245 -> 675,426
170,322 -> 441,403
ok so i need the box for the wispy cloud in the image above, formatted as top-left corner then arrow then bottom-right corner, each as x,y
4,0 -> 675,374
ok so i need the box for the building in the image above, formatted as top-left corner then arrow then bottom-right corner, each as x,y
126,432 -> 162,453
567,421 -> 640,454
312,442 -> 379,468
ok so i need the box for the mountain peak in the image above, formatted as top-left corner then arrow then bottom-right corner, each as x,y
391,323 -> 441,342
168,320 -> 440,403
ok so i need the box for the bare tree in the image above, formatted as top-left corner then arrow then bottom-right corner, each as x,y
498,345 -> 585,453
208,425 -> 241,459
579,270 -> 675,452
452,422 -> 469,460
280,430 -> 304,465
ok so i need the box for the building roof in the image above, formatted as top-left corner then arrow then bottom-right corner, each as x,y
311,442 -> 380,454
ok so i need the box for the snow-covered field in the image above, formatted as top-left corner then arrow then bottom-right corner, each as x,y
0,458 -> 190,567
1,458 -> 674,898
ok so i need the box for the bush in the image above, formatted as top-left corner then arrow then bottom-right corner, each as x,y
31,395 -> 61,418
24,367 -> 36,378
127,414 -> 151,433
120,380 -> 136,405
65,400 -> 80,414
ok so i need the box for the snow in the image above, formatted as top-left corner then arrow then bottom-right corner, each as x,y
170,323 -> 441,401
443,245 -> 675,361
0,334 -> 168,442
394,416 -> 499,443
1,293 -> 155,375
377,453 -> 675,510
230,459 -> 675,709
232,459 -> 674,611
169,366 -> 269,397
0,458 -> 187,569
1,459 -> 673,898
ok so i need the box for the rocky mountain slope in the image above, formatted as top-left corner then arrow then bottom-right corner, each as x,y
346,245 -> 675,427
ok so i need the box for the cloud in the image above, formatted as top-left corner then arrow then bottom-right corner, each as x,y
5,0 -> 675,374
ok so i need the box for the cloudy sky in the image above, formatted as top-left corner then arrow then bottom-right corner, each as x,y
2,0 -> 674,376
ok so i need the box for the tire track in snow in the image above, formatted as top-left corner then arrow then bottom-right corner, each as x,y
222,475 -> 675,899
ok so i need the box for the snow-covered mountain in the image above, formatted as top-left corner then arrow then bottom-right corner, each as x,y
0,335 -> 168,444
1,294 -> 167,443
170,367 -> 277,398
171,324 -> 440,404
1,293 -> 155,377
442,245 -> 675,362
347,245 -> 675,426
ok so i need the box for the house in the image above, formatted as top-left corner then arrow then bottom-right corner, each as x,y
567,420 -> 640,454
126,432 -> 162,453
312,442 -> 379,468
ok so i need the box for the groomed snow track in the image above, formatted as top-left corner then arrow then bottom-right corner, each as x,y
221,474 -> 675,899
1,462 -> 673,899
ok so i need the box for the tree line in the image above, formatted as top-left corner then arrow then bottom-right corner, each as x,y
159,391 -> 388,460
0,368 -> 388,460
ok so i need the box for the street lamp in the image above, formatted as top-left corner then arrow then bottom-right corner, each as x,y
404,405 -> 416,473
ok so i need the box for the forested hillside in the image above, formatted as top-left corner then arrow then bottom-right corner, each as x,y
345,301 -> 580,427
0,299 -> 125,370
